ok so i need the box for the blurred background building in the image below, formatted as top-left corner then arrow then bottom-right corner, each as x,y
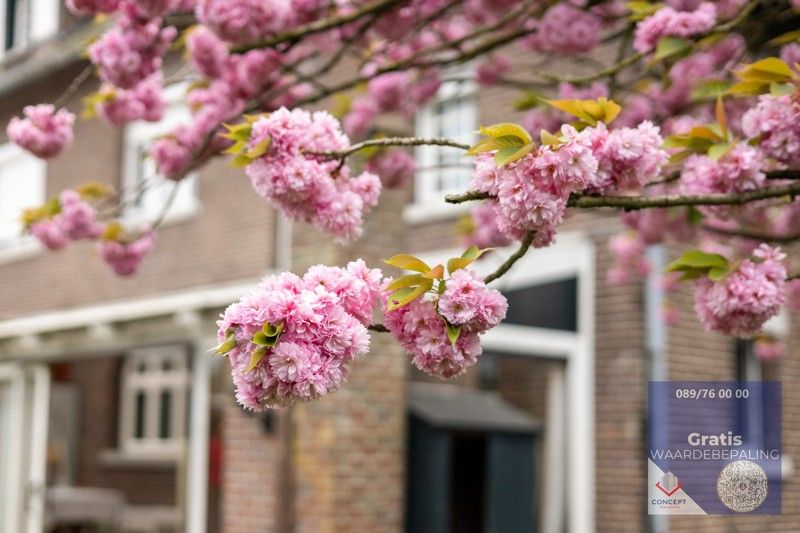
0,4 -> 797,533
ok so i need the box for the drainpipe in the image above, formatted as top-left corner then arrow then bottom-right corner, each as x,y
645,245 -> 668,533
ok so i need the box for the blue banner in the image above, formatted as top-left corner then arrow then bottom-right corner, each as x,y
648,381 -> 781,514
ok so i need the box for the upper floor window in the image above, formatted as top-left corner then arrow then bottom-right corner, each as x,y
122,97 -> 198,225
0,142 -> 45,253
1,0 -> 60,55
413,66 -> 476,208
119,345 -> 190,455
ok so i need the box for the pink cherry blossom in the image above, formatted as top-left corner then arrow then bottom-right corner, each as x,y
607,233 -> 649,284
534,3 -> 601,55
741,94 -> 800,169
383,267 -> 506,379
586,121 -> 669,191
366,149 -> 416,188
693,244 -> 787,337
195,0 -> 290,45
66,0 -> 120,15
754,338 -> 784,361
186,25 -> 230,79
56,190 -> 103,241
464,202 -> 514,249
634,2 -> 717,53
245,108 -> 381,241
88,16 -> 177,90
97,231 -> 156,276
7,104 -> 75,159
30,220 -> 69,250
216,261 -> 382,409
96,74 -> 167,125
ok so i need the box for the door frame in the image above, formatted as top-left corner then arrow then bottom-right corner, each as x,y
417,231 -> 596,533
0,362 -> 50,533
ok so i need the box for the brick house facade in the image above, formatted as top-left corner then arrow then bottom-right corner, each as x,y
0,7 -> 797,533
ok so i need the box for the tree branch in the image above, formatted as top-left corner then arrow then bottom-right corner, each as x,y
316,136 -> 470,159
447,181 -> 800,210
484,231 -> 535,284
231,0 -> 407,53
701,225 -> 800,244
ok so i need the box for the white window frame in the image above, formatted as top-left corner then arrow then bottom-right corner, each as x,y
118,345 -> 190,458
0,0 -> 60,58
416,231 -> 596,533
121,89 -> 199,228
0,142 -> 45,263
404,65 -> 476,223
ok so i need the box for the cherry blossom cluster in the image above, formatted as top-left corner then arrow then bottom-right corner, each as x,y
694,245 -> 787,337
215,260 -> 382,409
245,107 -> 381,241
383,269 -> 507,379
741,94 -> 800,169
87,14 -> 177,90
7,105 -> 75,159
343,71 -> 442,137
94,74 -> 167,126
22,189 -> 154,276
27,190 -> 103,250
97,231 -> 156,276
471,121 -> 667,248
633,2 -> 717,53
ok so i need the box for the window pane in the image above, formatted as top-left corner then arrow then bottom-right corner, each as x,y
0,146 -> 46,245
503,278 -> 578,331
134,391 -> 146,439
159,390 -> 171,439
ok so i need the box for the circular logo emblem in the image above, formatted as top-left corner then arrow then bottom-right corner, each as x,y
716,460 -> 768,512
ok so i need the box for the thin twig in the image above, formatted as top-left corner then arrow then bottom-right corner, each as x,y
701,225 -> 800,244
231,0 -> 406,53
447,175 -> 800,210
368,323 -> 389,332
54,64 -> 94,109
316,137 -> 470,159
484,231 -> 535,284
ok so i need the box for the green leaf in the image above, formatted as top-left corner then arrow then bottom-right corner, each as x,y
770,82 -> 796,96
691,80 -> 733,102
727,80 -> 769,96
654,36 -> 691,61
263,322 -> 284,337
626,1 -> 663,20
387,282 -> 433,311
666,250 -> 729,281
686,206 -> 704,225
546,97 -> 622,126
715,96 -> 729,140
384,253 -> 431,273
212,331 -> 237,356
245,347 -> 267,373
447,257 -> 474,274
768,29 -> 800,47
477,123 -> 533,144
512,90 -> 543,111
540,129 -> 563,146
707,266 -> 730,282
461,245 -> 489,260
445,321 -> 461,346
707,143 -> 731,161
387,274 -> 426,291
230,154 -> 252,168
494,142 -> 535,166
422,264 -> 445,280
737,57 -> 794,83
